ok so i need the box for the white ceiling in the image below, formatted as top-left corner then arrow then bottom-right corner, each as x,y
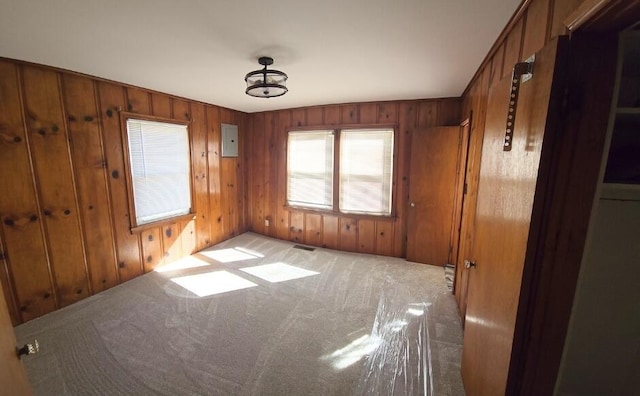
0,0 -> 522,113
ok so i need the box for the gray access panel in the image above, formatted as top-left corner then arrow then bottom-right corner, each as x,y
221,123 -> 238,157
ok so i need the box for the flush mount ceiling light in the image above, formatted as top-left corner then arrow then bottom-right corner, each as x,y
245,56 -> 288,98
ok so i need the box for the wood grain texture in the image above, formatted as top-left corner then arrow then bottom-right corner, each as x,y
245,99 -> 461,259
97,82 -> 143,283
304,213 -> 322,247
206,105 -> 224,245
190,103 -> 211,250
62,74 -> 118,293
275,111 -> 291,241
338,217 -> 357,252
509,34 -> 617,396
503,17 -> 525,78
522,0 -> 551,59
22,66 -> 90,307
551,0 -> 585,37
406,127 -> 462,266
0,59 -> 248,324
289,211 -> 304,243
322,215 -> 339,249
126,87 -> 150,114
141,228 -> 163,273
461,39 -> 562,396
0,61 -> 55,322
357,219 -> 376,254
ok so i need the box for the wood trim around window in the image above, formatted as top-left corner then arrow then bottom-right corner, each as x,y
119,112 -> 195,231
284,124 -> 399,218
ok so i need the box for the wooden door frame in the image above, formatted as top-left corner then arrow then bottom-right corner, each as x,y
448,118 -> 471,270
505,16 -> 634,396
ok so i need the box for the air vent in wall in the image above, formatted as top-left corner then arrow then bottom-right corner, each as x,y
293,245 -> 315,252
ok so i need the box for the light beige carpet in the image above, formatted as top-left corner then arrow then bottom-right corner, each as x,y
15,232 -> 464,395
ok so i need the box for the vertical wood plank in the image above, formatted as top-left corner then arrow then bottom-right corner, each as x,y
220,108 -> 239,238
190,103 -> 210,250
162,222 -> 182,264
417,101 -> 439,128
206,105 -> 223,244
22,66 -> 90,307
357,219 -> 376,254
97,81 -> 143,282
289,212 -> 304,243
236,111 -> 247,233
341,104 -> 360,124
550,0 -> 582,38
322,215 -> 339,249
125,87 -> 150,114
304,213 -> 323,247
62,74 -> 119,293
378,103 -> 398,124
394,102 -> 417,257
306,107 -> 324,126
359,103 -> 377,124
339,217 -> 357,252
276,111 -> 292,240
375,220 -> 394,257
251,113 -> 266,234
291,108 -> 306,127
181,218 -> 197,255
266,112 -> 279,237
151,93 -> 172,118
438,100 -> 462,126
522,0 -> 551,59
503,18 -> 525,78
141,228 -> 163,273
0,61 -> 54,321
489,49 -> 504,89
172,99 -> 191,122
324,105 -> 341,125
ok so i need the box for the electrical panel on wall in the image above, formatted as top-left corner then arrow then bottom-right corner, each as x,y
221,123 -> 239,157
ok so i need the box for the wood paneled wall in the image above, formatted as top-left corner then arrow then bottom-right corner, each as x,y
455,0 -> 588,307
0,59 -> 247,325
245,99 -> 461,258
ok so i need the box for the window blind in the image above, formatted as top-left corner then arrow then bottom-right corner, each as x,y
287,130 -> 334,209
126,119 -> 191,225
339,129 -> 394,215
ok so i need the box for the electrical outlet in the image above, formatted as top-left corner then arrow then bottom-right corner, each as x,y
264,219 -> 270,227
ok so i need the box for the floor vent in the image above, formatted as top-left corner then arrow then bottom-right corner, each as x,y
293,245 -> 315,252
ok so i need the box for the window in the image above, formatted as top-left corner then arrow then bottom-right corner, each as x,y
124,117 -> 192,227
286,128 -> 394,216
287,130 -> 334,209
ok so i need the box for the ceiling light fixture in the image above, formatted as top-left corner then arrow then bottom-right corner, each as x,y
245,56 -> 288,98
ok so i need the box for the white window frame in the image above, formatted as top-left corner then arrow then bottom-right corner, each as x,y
121,114 -> 193,230
286,127 -> 395,217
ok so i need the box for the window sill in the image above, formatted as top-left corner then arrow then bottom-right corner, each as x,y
130,212 -> 197,234
284,205 -> 396,222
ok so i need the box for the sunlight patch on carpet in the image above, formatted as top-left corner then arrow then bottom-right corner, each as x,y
240,262 -> 319,283
170,271 -> 257,297
199,247 -> 262,263
155,256 -> 210,273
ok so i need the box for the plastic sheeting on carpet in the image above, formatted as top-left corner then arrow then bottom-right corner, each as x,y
15,232 -> 464,395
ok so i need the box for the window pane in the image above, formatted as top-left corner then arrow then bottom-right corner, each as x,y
340,129 -> 393,215
287,131 -> 334,209
126,119 -> 191,225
